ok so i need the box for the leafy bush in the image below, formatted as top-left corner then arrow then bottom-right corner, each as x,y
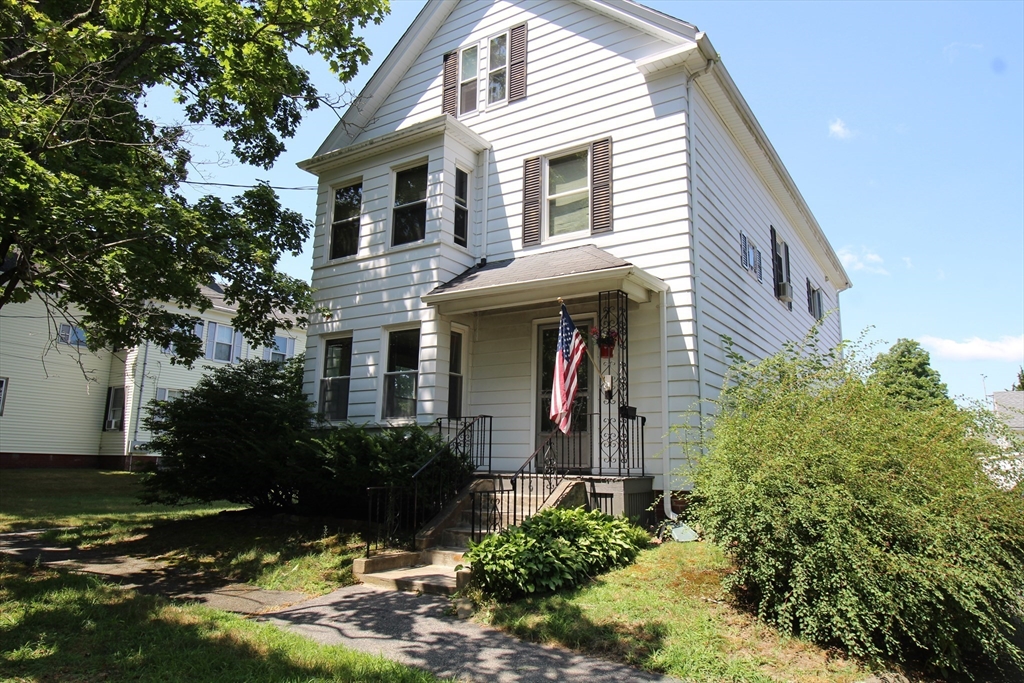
692,337 -> 1024,674
465,507 -> 649,601
142,357 -> 319,511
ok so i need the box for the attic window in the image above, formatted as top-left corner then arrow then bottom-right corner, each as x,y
443,23 -> 527,117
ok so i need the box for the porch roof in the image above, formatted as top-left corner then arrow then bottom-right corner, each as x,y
422,245 -> 667,315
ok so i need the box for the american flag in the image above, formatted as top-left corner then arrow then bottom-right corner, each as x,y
550,304 -> 586,434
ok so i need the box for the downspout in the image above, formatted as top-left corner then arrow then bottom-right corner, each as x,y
130,340 -> 150,471
664,57 -> 717,522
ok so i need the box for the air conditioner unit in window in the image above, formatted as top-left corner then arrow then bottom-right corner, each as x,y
105,419 -> 120,431
776,281 -> 793,302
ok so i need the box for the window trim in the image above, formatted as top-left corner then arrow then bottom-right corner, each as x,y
390,161 -> 430,248
447,325 -> 468,420
320,336 -> 353,422
543,146 -> 591,243
486,29 -> 510,107
380,326 -> 421,422
329,180 -> 363,261
453,166 -> 470,248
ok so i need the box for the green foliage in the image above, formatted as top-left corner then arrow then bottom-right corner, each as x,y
868,338 -> 951,410
142,356 -> 319,511
692,337 -> 1024,675
466,507 -> 649,601
0,0 -> 388,361
1009,366 -> 1024,392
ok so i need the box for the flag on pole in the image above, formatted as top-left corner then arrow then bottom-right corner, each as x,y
550,303 -> 586,434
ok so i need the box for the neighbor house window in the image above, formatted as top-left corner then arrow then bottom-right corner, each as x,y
454,168 -> 469,247
205,322 -> 239,362
103,386 -> 125,431
330,182 -> 362,259
459,45 -> 478,115
807,279 -> 825,321
0,377 -> 8,416
383,329 -> 420,420
739,232 -> 763,282
770,226 -> 793,307
488,32 -> 508,104
155,388 -> 185,402
163,321 -> 204,356
448,331 -> 464,420
392,164 -> 428,246
321,338 -> 352,421
58,323 -> 86,346
264,335 -> 295,363
522,138 -> 612,246
442,23 -> 527,116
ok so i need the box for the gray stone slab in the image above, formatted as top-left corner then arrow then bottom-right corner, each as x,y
262,584 -> 682,683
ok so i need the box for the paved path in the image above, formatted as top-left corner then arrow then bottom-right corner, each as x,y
2,530 -> 682,682
262,584 -> 682,683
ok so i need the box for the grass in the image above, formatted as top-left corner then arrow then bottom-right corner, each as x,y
0,558 -> 445,683
475,541 -> 871,683
0,469 -> 365,596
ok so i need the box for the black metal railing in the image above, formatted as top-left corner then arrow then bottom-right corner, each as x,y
366,415 -> 493,556
595,408 -> 646,476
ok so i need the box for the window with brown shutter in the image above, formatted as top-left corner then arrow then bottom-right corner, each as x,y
522,156 -> 542,246
509,23 -> 528,101
442,51 -> 458,116
590,137 -> 612,234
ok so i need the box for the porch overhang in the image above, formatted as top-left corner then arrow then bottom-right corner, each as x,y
422,245 -> 668,316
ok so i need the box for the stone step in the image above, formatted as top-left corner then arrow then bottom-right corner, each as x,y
359,563 -> 459,596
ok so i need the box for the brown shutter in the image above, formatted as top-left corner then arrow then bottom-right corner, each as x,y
590,137 -> 613,234
442,51 -> 458,116
769,225 -> 779,287
509,23 -> 528,101
522,156 -> 541,246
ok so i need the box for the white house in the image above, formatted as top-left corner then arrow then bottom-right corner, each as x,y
0,284 -> 305,469
298,0 -> 850,502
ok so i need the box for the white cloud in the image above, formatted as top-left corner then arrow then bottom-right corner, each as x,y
920,335 -> 1024,362
943,42 -> 984,63
838,246 -> 889,275
902,257 -> 913,269
828,118 -> 852,140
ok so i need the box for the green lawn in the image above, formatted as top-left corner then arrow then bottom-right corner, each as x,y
0,559 -> 445,683
477,541 -> 873,683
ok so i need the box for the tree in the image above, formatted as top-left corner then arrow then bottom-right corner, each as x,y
141,357 -> 319,510
1,0 -> 387,362
868,338 -> 951,410
1009,366 -> 1024,392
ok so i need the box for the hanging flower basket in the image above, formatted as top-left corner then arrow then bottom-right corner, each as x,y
592,327 -> 618,358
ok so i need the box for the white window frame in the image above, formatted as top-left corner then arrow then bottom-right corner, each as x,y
447,325 -> 468,420
390,160 -> 430,248
213,324 -> 234,362
0,377 -> 8,416
264,334 -> 295,363
486,29 -> 510,107
458,44 -> 478,116
320,336 -> 353,422
329,180 -> 362,260
453,166 -> 471,249
543,146 -> 591,243
163,321 -> 204,356
380,326 -> 421,422
103,386 -> 125,431
58,323 -> 86,346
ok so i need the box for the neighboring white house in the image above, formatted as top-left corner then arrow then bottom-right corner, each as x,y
0,284 -> 305,469
298,0 -> 850,494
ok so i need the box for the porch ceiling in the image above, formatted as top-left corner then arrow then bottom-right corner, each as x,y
422,245 -> 667,315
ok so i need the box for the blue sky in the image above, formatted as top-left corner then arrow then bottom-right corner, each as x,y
155,0 -> 1024,403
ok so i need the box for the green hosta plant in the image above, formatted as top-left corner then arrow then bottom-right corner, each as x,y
692,335 -> 1024,675
465,507 -> 649,601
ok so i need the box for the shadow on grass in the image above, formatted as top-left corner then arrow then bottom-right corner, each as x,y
0,560 -> 435,683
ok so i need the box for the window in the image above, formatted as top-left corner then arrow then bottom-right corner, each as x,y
448,331 -> 464,420
383,329 -> 420,420
0,377 -> 8,416
58,323 -> 86,346
522,138 -> 612,246
443,23 -> 527,116
103,386 -> 125,431
807,279 -> 825,321
321,338 -> 352,421
330,182 -> 362,259
163,321 -> 204,356
205,322 -> 239,362
392,164 -> 428,246
156,388 -> 185,402
454,168 -> 469,247
264,335 -> 294,363
739,232 -> 763,282
488,32 -> 508,104
770,226 -> 793,307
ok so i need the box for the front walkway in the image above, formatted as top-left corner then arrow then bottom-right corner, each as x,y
1,530 -> 682,683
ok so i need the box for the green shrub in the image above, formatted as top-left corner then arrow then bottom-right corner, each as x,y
466,507 -> 649,601
691,337 -> 1024,674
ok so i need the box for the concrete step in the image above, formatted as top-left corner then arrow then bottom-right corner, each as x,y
419,547 -> 465,567
359,563 -> 459,596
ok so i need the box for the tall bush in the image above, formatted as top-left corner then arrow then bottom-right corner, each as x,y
692,338 -> 1024,674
